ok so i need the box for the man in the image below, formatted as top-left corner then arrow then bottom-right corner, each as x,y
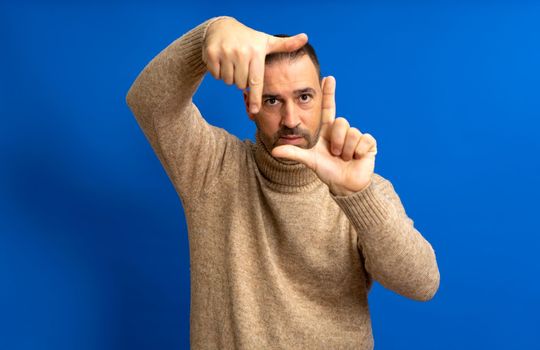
126,15 -> 440,350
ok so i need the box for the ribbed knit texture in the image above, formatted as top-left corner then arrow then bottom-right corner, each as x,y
126,16 -> 440,350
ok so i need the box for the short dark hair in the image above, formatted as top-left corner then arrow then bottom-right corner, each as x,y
265,34 -> 322,83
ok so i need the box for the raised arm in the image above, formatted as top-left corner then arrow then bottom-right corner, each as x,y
126,16 -> 308,203
125,16 -> 232,203
126,16 -> 227,127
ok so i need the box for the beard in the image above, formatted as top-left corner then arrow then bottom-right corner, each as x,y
256,119 -> 322,163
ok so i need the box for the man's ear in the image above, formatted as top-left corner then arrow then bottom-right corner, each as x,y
243,90 -> 256,121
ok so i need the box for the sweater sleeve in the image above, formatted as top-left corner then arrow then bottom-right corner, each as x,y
330,173 -> 441,302
125,16 -> 241,204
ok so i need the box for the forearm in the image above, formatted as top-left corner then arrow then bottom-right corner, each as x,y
332,174 -> 440,301
124,16 -> 237,202
125,16 -> 230,129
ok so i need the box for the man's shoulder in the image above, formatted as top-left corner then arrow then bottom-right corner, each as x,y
372,172 -> 390,185
206,127 -> 256,167
370,172 -> 400,196
208,125 -> 253,151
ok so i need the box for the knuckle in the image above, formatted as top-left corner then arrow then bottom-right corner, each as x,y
205,46 -> 218,59
235,46 -> 250,58
336,117 -> 349,126
363,132 -> 376,144
249,75 -> 262,86
248,45 -> 259,56
349,127 -> 362,138
359,136 -> 371,148
221,44 -> 233,56
254,46 -> 266,57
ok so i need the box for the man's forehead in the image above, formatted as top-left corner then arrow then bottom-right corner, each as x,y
262,56 -> 320,95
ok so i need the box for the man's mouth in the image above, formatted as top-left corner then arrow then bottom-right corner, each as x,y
278,135 -> 304,145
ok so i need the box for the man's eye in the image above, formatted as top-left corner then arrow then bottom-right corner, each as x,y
299,94 -> 312,103
265,98 -> 278,106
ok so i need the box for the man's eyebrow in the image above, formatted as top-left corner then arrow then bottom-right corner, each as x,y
262,93 -> 279,99
262,87 -> 317,99
295,87 -> 317,95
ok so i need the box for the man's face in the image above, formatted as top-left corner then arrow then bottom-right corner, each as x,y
244,54 -> 323,156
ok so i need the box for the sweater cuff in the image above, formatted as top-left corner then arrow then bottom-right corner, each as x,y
330,179 -> 394,233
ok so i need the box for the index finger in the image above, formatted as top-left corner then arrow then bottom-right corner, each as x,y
248,53 -> 265,114
321,76 -> 336,124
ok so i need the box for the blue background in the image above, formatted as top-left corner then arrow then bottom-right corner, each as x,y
1,1 -> 539,349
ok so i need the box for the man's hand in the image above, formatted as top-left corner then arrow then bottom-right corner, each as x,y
271,76 -> 378,196
202,17 -> 308,114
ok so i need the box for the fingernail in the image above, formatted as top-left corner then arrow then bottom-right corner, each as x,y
250,105 -> 258,114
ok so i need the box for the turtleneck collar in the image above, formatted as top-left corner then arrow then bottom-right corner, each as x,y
251,131 -> 320,192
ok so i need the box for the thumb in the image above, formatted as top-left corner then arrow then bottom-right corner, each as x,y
271,145 -> 316,169
266,33 -> 308,54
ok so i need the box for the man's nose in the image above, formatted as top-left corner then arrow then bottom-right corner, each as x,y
280,101 -> 300,129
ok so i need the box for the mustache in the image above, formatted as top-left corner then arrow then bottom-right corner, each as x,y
272,125 -> 312,147
276,126 -> 308,138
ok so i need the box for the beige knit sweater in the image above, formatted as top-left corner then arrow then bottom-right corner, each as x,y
126,16 -> 440,350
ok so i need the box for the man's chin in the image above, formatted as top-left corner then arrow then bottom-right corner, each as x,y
273,155 -> 300,165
